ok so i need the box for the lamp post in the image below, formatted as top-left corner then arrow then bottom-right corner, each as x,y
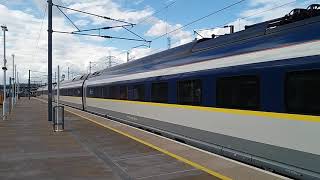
9,77 -> 11,111
14,64 -> 17,103
16,72 -> 19,100
48,0 -> 53,121
2,25 -> 8,119
28,70 -> 30,100
12,54 -> 14,106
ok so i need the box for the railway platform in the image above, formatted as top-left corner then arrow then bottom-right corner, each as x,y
0,98 -> 289,180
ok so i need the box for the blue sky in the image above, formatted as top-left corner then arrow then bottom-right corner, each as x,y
0,0 -> 317,83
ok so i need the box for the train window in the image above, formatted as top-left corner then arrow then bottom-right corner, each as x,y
68,88 -> 72,96
152,82 -> 168,103
177,80 -> 202,105
217,75 -> 260,110
73,89 -> 77,96
94,86 -> 102,98
71,88 -> 74,96
89,87 -> 94,97
100,87 -> 104,98
109,86 -> 118,99
74,88 -> 81,97
132,84 -> 145,101
119,86 -> 128,100
286,70 -> 320,115
77,88 -> 82,97
62,89 -> 66,96
103,86 -> 108,98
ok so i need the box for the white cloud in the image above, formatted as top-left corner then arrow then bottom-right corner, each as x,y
128,47 -> 153,61
249,0 -> 287,7
134,0 -> 145,5
74,19 -> 90,27
145,19 -> 193,47
0,3 -> 137,84
64,0 -> 154,26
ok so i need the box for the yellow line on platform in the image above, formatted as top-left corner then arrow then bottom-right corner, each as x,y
34,98 -> 232,180
65,108 -> 232,180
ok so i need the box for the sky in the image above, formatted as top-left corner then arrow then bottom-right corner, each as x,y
0,0 -> 317,83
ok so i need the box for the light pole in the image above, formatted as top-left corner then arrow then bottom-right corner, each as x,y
55,65 -> 61,132
2,25 -> 8,119
16,72 -> 19,100
12,54 -> 14,107
9,77 -> 11,111
14,64 -> 17,103
48,0 -> 53,122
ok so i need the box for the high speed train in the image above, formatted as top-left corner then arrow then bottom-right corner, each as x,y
38,5 -> 320,179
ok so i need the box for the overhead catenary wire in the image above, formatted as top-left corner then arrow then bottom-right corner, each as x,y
56,2 -> 135,34
80,0 -> 179,61
46,0 -> 151,71
108,0 -> 180,59
52,2 -> 150,43
132,0 -> 179,27
241,0 -> 297,20
31,4 -> 47,64
56,6 -> 80,31
73,24 -> 133,33
113,0 -> 246,59
52,30 -> 151,42
129,0 -> 302,58
195,0 -> 298,33
151,0 -> 246,41
112,0 -> 246,60
108,0 -> 179,47
54,0 -> 120,74
114,0 -> 301,61
52,3 -> 135,26
241,0 -> 319,21
122,26 -> 149,42
29,70 -> 47,74
197,0 -> 317,35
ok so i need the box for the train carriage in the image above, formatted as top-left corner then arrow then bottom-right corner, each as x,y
40,5 -> 320,179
